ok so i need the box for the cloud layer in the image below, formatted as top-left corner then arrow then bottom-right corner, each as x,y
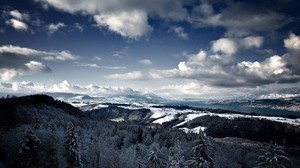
0,45 -> 78,81
106,34 -> 300,87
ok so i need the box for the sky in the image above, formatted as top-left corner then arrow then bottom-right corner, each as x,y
0,0 -> 300,99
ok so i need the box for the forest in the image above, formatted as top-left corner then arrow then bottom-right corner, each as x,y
0,95 -> 299,168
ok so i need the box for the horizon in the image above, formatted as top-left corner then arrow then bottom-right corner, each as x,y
1,0 -> 300,99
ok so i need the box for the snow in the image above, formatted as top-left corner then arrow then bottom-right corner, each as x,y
153,115 -> 174,124
110,117 -> 125,122
70,102 -> 88,107
150,107 -> 193,119
175,113 -> 208,127
93,104 -> 109,109
150,111 -> 165,119
179,126 -> 206,134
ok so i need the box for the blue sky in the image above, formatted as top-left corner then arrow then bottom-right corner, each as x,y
0,0 -> 300,99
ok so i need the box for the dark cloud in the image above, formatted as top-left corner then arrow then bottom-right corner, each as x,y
191,1 -> 292,37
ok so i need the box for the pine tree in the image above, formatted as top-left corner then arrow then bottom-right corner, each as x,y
257,143 -> 292,168
19,128 -> 41,168
146,148 -> 167,168
169,150 -> 186,168
189,130 -> 213,168
64,121 -> 82,168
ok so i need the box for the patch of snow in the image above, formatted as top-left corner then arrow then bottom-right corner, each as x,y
153,115 -> 174,124
110,118 -> 125,122
175,113 -> 208,127
93,104 -> 109,109
179,126 -> 206,134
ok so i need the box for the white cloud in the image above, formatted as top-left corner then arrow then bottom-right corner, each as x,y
0,69 -> 20,82
105,71 -> 145,80
170,26 -> 188,40
24,61 -> 52,73
144,34 -> 300,87
0,45 -> 77,81
138,59 -> 153,65
6,19 -> 28,31
0,45 -> 78,61
0,60 -> 52,82
284,33 -> 300,50
155,81 -> 210,97
238,55 -> 289,79
101,66 -> 127,70
35,0 -> 192,38
5,9 -> 31,31
79,63 -> 100,68
211,38 -> 238,55
94,10 -> 152,39
47,22 -> 66,34
241,36 -> 264,49
94,56 -> 103,61
282,33 -> 300,74
194,3 -> 213,16
1,80 -> 139,95
211,36 -> 264,55
9,10 -> 23,20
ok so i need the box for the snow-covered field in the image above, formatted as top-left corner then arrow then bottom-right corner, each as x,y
56,94 -> 300,132
149,108 -> 300,126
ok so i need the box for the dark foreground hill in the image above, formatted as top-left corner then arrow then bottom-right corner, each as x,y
0,94 -> 83,129
0,95 -> 299,168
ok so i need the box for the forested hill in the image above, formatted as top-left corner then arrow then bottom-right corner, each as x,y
0,94 -> 83,129
0,95 -> 299,168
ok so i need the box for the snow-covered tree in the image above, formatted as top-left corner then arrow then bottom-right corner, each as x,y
188,130 -> 213,168
19,128 -> 41,167
64,121 -> 82,168
169,150 -> 186,168
146,147 -> 167,168
257,143 -> 292,168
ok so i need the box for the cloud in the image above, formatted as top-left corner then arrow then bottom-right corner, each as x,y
0,45 -> 77,81
74,23 -> 83,32
211,36 -> 264,55
24,61 -> 52,73
0,45 -> 78,61
120,34 -> 298,87
138,59 -> 153,65
6,19 -> 28,31
94,10 -> 152,39
9,10 -> 24,20
77,62 -> 126,70
49,80 -> 136,95
4,9 -> 30,31
169,26 -> 188,40
105,71 -> 145,80
0,61 -> 52,82
191,2 -> 291,37
1,80 -> 136,95
283,33 -> 300,74
241,36 -> 264,49
154,81 -> 212,98
94,56 -> 103,61
0,69 -> 19,82
211,38 -> 238,55
284,33 -> 300,51
47,22 -> 66,34
101,66 -> 127,70
35,0 -> 192,38
79,63 -> 100,68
